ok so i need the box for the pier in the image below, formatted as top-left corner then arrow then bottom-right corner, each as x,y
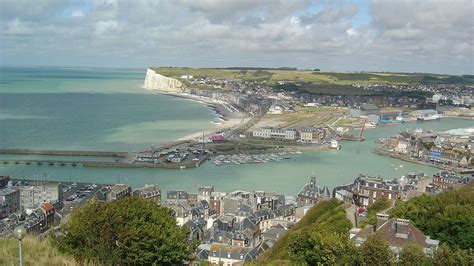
0,149 -> 128,157
0,159 -> 85,167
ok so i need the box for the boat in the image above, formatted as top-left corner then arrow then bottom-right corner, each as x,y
395,112 -> 405,121
417,113 -> 441,122
365,122 -> 376,128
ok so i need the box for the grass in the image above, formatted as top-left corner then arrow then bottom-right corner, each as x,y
0,237 -> 95,266
334,117 -> 359,127
150,67 -> 474,96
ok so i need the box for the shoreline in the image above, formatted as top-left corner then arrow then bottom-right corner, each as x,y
145,89 -> 250,143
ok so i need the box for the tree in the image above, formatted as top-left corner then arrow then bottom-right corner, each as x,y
288,230 -> 360,265
433,244 -> 474,266
361,234 -> 394,265
56,197 -> 197,264
399,243 -> 428,265
390,184 -> 474,250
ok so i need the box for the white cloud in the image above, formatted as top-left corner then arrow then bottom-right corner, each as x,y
71,10 -> 84,17
0,0 -> 472,74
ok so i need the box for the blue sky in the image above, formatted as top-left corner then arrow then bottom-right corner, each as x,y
0,0 -> 472,74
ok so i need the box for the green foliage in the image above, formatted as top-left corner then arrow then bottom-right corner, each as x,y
399,243 -> 429,265
288,230 -> 360,265
258,199 -> 353,264
364,197 -> 391,226
433,244 -> 474,266
390,185 -> 474,250
56,197 -> 197,265
361,234 -> 395,265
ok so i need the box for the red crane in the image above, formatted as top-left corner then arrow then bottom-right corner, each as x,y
358,119 -> 367,140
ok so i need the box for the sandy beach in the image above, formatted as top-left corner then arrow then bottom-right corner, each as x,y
148,90 -> 250,142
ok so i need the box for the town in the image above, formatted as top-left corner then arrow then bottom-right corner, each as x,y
1,169 -> 471,264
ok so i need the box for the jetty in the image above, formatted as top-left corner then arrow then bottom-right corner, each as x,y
0,149 -> 127,158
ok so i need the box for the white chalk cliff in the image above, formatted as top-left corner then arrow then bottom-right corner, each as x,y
143,68 -> 184,92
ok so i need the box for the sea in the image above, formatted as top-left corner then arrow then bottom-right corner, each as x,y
1,67 -> 472,196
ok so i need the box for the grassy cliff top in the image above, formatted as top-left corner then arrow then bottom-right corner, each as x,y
150,67 -> 474,86
0,237 -> 94,266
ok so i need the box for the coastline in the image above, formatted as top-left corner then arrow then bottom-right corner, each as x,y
145,89 -> 249,142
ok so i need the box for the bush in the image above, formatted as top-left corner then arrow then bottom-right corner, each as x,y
56,197 -> 197,265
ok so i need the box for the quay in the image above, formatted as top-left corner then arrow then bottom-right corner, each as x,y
0,149 -> 128,158
0,153 -> 209,169
373,147 -> 472,175
1,159 -> 85,167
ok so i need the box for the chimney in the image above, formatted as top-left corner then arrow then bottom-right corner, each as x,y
376,213 -> 389,230
395,218 -> 410,238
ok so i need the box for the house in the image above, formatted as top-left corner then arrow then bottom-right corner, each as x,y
300,128 -> 326,143
351,174 -> 400,208
432,171 -> 470,191
296,176 -> 331,206
40,202 -> 56,229
106,184 -> 131,202
207,244 -> 259,265
17,182 -> 61,210
133,184 -> 161,204
212,135 -> 226,143
350,214 -> 439,255
0,188 -> 20,219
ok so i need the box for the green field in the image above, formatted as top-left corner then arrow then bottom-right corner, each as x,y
151,67 -> 474,95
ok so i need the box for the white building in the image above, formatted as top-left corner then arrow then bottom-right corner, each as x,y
252,127 -> 296,140
18,183 -> 60,210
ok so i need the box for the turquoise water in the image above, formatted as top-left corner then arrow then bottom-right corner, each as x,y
0,67 -> 220,151
1,67 -> 473,196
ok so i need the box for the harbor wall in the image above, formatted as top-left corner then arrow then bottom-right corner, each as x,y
0,149 -> 127,157
143,68 -> 184,92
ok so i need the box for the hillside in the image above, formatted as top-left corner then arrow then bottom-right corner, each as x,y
0,237 -> 91,266
257,199 -> 352,264
390,184 -> 474,250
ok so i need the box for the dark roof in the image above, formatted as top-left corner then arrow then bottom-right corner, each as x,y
361,103 -> 380,111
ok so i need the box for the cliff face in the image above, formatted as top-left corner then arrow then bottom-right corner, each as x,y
143,68 -> 184,92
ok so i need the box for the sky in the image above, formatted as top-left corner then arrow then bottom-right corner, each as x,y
0,0 -> 473,74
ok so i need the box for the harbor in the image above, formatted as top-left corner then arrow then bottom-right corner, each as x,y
212,152 -> 300,166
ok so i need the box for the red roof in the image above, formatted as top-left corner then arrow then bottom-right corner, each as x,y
212,135 -> 225,141
40,202 -> 54,212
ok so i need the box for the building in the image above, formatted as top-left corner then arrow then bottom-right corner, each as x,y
106,184 -> 131,202
206,244 -> 259,265
296,176 -> 330,206
166,190 -> 189,203
253,127 -> 272,138
432,171 -> 470,191
0,176 -> 9,189
212,135 -> 226,143
0,188 -> 20,219
360,103 -> 380,116
133,184 -> 161,203
17,182 -> 61,210
300,128 -> 327,143
351,174 -> 400,208
350,214 -> 439,255
252,127 -> 296,141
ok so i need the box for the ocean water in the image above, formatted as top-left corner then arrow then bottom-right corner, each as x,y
0,67 -> 220,151
1,67 -> 473,196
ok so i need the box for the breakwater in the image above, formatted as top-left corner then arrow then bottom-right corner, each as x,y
0,149 -> 128,158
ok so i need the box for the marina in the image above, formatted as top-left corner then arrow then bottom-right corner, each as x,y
212,152 -> 299,166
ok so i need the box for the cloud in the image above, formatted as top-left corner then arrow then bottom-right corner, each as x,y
0,0 -> 472,74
